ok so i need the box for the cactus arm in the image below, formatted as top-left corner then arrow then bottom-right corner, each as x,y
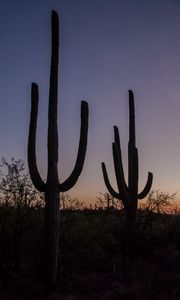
101,162 -> 121,199
113,126 -> 126,187
47,10 -> 59,182
28,83 -> 46,192
59,101 -> 89,192
112,143 -> 128,201
138,172 -> 153,199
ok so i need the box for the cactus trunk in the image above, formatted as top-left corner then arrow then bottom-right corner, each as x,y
124,198 -> 137,229
28,10 -> 89,289
44,188 -> 60,286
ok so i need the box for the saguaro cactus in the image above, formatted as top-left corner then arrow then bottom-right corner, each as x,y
28,11 -> 89,287
102,90 -> 152,224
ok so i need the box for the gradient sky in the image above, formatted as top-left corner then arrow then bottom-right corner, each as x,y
0,0 -> 180,204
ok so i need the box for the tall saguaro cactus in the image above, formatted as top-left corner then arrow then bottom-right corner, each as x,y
102,90 -> 153,223
28,11 -> 89,287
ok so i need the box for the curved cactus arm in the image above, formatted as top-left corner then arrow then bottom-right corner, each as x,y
28,83 -> 46,192
138,172 -> 153,199
101,162 -> 121,199
59,101 -> 89,192
113,143 -> 128,200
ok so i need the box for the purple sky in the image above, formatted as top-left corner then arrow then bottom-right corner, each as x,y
0,0 -> 180,204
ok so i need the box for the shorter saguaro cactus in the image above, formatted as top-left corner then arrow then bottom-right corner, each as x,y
28,11 -> 89,288
102,90 -> 153,223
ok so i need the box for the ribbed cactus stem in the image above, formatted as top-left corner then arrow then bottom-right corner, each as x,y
129,90 -> 136,147
28,10 -> 89,289
48,10 -> 59,176
102,90 -> 153,223
128,90 -> 138,196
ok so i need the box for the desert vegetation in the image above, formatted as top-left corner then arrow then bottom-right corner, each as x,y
0,160 -> 180,299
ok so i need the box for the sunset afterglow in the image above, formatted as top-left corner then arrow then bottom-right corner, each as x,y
0,0 -> 180,204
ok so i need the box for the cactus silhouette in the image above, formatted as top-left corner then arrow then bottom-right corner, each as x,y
28,11 -> 89,287
102,90 -> 152,223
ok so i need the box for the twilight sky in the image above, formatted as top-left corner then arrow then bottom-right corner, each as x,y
0,0 -> 180,204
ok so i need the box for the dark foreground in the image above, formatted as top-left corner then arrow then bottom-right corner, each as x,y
0,207 -> 180,299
